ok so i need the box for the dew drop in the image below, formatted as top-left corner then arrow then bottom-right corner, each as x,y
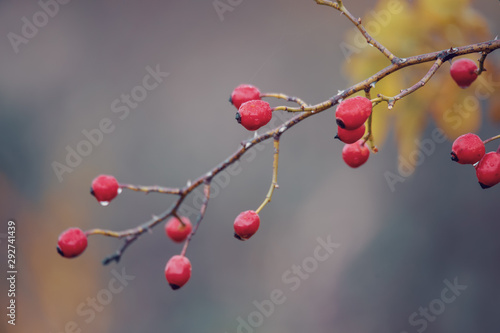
400,58 -> 407,63
99,201 -> 110,207
117,188 -> 123,194
279,126 -> 287,133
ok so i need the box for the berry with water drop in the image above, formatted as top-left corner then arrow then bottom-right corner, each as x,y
91,175 -> 120,204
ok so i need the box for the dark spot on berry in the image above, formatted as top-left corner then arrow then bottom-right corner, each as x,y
90,187 -> 95,197
169,283 -> 181,290
235,112 -> 241,124
450,152 -> 459,162
57,246 -> 64,257
234,233 -> 245,241
479,182 -> 491,189
336,119 -> 345,129
334,134 -> 340,140
229,96 -> 233,105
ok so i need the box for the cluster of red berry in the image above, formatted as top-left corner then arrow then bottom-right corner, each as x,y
451,133 -> 500,189
57,174 -> 261,290
448,58 -> 500,188
57,56 -> 498,291
335,96 -> 372,168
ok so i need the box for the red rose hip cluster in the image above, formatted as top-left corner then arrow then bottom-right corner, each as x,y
335,96 -> 372,168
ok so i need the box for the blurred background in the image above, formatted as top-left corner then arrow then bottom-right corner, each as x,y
0,0 -> 499,332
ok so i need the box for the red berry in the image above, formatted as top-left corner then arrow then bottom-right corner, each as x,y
335,96 -> 372,130
475,152 -> 500,189
236,100 -> 272,131
57,228 -> 88,258
450,58 -> 478,89
335,123 -> 366,144
165,255 -> 192,290
165,216 -> 192,243
342,140 -> 370,168
450,133 -> 485,164
233,210 -> 260,241
91,175 -> 120,204
230,84 -> 261,109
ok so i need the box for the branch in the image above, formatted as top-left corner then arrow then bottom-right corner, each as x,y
315,0 -> 397,63
83,2 -> 500,264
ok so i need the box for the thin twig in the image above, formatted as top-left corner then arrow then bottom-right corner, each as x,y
181,181 -> 211,257
256,136 -> 281,214
261,93 -> 308,108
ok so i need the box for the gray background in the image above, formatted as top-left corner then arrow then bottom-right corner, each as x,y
0,0 -> 499,332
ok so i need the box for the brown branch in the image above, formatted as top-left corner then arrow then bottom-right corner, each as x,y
315,0 -> 397,63
181,181 -> 211,256
476,50 -> 490,75
119,183 -> 181,195
388,57 -> 445,109
84,2 -> 500,265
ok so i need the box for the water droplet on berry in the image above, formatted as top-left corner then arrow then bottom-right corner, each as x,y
99,201 -> 110,207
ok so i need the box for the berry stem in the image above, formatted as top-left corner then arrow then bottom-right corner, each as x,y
261,93 -> 308,108
255,137 -> 281,214
476,51 -> 490,76
483,134 -> 500,145
119,183 -> 182,195
181,181 -> 211,257
363,89 -> 378,152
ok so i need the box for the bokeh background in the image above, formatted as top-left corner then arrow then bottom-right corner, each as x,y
0,0 -> 499,332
